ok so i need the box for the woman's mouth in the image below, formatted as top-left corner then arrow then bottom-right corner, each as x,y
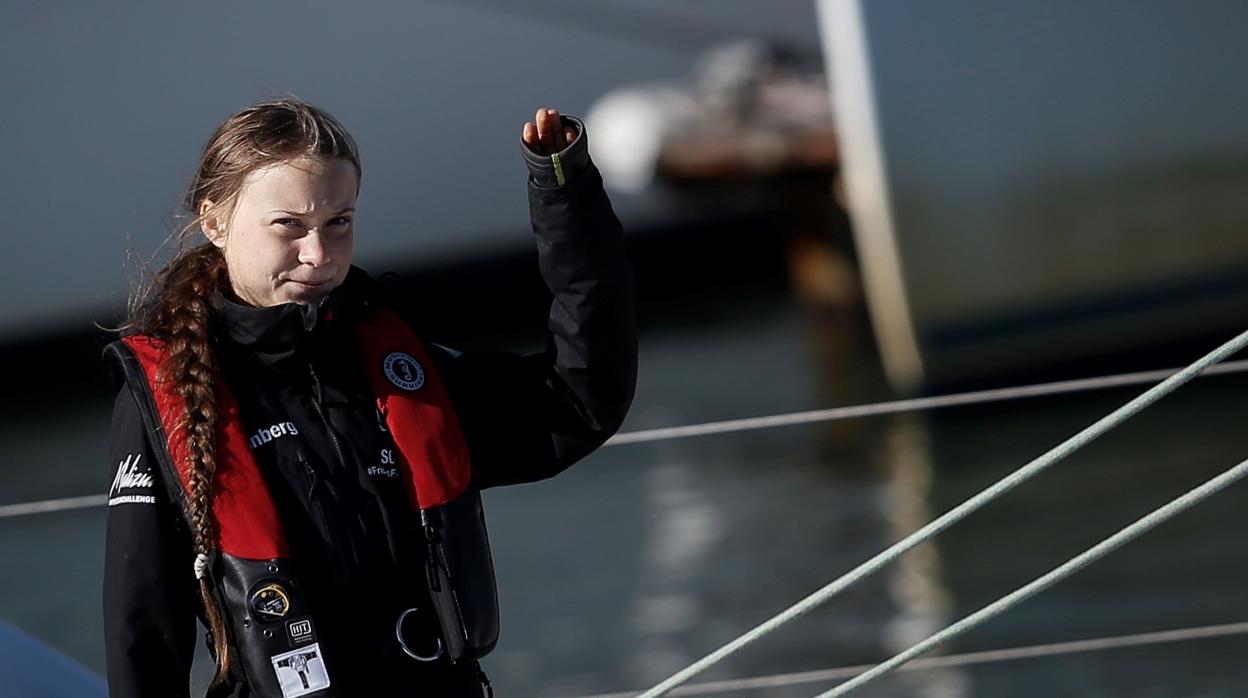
288,279 -> 326,288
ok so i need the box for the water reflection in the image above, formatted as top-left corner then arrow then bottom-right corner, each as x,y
878,415 -> 967,698
6,294 -> 1248,696
626,457 -> 724,683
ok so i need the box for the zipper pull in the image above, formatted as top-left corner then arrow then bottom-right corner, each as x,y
307,363 -> 325,404
299,452 -> 319,498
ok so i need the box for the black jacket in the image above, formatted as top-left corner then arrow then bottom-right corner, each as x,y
103,118 -> 637,697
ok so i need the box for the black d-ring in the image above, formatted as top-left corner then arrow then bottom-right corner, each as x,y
395,608 -> 444,662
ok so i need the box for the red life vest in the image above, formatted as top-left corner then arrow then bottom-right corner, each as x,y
121,307 -> 474,559
110,306 -> 499,696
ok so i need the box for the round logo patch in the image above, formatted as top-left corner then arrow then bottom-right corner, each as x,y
383,352 -> 425,391
249,582 -> 291,621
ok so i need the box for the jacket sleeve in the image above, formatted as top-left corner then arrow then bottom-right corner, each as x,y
103,386 -> 200,698
446,116 -> 638,489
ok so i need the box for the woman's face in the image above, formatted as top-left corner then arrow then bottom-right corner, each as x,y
202,156 -> 358,307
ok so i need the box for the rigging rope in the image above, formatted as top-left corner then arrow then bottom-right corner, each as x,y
815,454 -> 1248,696
578,620 -> 1248,697
606,358 -> 1248,446
6,355 -> 1248,521
636,327 -> 1248,697
0,494 -> 107,519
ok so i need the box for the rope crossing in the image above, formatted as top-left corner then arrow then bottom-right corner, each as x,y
636,327 -> 1248,697
816,454 -> 1248,697
6,356 -> 1248,521
578,621 -> 1248,697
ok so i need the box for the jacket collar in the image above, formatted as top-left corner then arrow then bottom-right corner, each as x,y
209,266 -> 372,368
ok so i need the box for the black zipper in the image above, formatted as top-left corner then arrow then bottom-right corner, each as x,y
307,362 -> 349,473
305,361 -> 354,579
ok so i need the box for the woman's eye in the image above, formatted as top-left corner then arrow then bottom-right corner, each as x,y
275,218 -> 302,228
328,216 -> 352,227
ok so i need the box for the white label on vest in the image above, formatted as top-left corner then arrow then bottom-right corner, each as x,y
270,642 -> 331,697
108,453 -> 156,507
249,421 -> 300,450
383,352 -> 425,391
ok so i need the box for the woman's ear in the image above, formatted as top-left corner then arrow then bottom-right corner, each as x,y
200,200 -> 228,248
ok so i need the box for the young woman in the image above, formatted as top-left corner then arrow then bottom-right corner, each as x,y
103,98 -> 637,697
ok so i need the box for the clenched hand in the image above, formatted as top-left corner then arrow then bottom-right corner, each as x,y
522,107 -> 577,156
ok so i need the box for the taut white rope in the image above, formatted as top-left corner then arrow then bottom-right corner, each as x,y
0,494 -> 107,518
637,328 -> 1248,697
578,621 -> 1248,697
816,455 -> 1248,696
606,359 -> 1248,446
6,358 -> 1248,522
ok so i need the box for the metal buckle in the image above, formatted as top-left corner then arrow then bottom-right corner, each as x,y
395,607 -> 444,662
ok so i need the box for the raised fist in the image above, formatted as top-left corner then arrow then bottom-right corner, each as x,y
522,107 -> 577,156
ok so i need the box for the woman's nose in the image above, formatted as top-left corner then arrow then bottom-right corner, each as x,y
298,232 -> 330,267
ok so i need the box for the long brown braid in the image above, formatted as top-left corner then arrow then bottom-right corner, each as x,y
125,97 -> 360,690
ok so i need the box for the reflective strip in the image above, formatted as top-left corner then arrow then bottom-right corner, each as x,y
551,152 -> 566,186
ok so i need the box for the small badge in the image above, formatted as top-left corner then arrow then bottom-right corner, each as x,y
271,643 -> 331,697
249,582 -> 291,621
383,352 -> 425,391
286,617 -> 316,647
